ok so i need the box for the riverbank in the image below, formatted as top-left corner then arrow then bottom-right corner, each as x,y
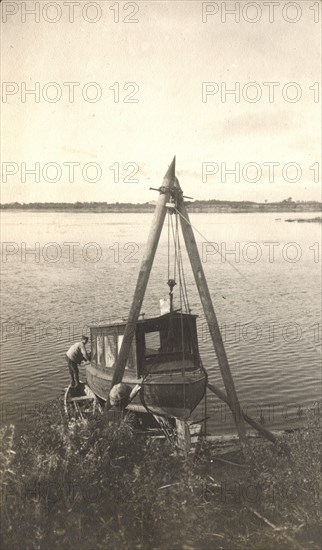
1,200 -> 321,214
285,216 -> 322,223
1,403 -> 320,550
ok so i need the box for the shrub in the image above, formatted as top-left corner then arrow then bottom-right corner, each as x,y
0,402 -> 320,549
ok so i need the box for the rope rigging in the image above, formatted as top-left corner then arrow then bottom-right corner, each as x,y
164,205 -> 189,420
167,208 -> 190,315
173,205 -> 321,358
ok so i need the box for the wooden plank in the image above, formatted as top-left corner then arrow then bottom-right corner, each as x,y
176,419 -> 191,455
67,396 -> 94,403
207,382 -> 277,443
126,403 -> 147,414
174,179 -> 248,449
248,508 -> 305,550
188,422 -> 202,456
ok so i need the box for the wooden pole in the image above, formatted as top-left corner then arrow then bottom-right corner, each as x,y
109,157 -> 176,391
207,382 -> 277,443
174,179 -> 248,447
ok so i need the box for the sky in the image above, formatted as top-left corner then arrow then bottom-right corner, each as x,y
1,0 -> 321,203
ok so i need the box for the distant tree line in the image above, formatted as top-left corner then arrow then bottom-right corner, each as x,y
0,199 -> 321,212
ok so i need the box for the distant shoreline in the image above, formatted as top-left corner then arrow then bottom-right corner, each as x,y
285,216 -> 322,223
2,209 -> 322,214
1,200 -> 321,215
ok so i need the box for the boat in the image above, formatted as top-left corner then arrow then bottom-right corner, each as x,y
86,311 -> 207,420
64,382 -> 100,421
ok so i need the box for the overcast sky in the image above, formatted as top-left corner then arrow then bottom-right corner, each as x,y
2,0 -> 321,203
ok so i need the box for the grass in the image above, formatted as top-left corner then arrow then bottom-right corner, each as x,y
0,402 -> 320,550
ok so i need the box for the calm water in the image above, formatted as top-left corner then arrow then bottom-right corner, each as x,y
1,211 -> 321,433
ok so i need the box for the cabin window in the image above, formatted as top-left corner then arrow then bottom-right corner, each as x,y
91,327 -> 136,370
97,334 -> 104,367
136,315 -> 199,376
117,334 -> 133,369
91,333 -> 97,363
160,320 -> 193,355
143,319 -> 194,358
104,334 -> 116,367
118,334 -> 124,353
145,331 -> 161,357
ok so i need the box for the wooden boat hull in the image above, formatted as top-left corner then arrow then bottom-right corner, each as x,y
64,382 -> 99,421
86,364 -> 207,420
141,371 -> 206,419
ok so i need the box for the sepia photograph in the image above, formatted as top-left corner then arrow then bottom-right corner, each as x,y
1,1 -> 321,549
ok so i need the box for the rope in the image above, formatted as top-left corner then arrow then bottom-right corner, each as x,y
170,215 -> 177,281
180,305 -> 186,420
174,207 -> 254,288
175,210 -> 180,284
169,208 -> 190,313
165,207 -> 190,420
167,211 -> 170,283
174,210 -> 187,418
174,207 -> 322,358
176,232 -> 190,313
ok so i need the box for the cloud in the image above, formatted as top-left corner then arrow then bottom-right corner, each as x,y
217,110 -> 292,138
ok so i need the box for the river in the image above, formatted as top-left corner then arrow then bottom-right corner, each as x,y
1,211 -> 321,434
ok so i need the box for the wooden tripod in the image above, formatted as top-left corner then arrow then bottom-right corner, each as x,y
108,157 -> 276,448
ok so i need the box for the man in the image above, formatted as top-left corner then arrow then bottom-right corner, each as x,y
66,336 -> 91,387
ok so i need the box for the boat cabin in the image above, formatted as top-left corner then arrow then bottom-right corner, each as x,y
90,312 -> 200,378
